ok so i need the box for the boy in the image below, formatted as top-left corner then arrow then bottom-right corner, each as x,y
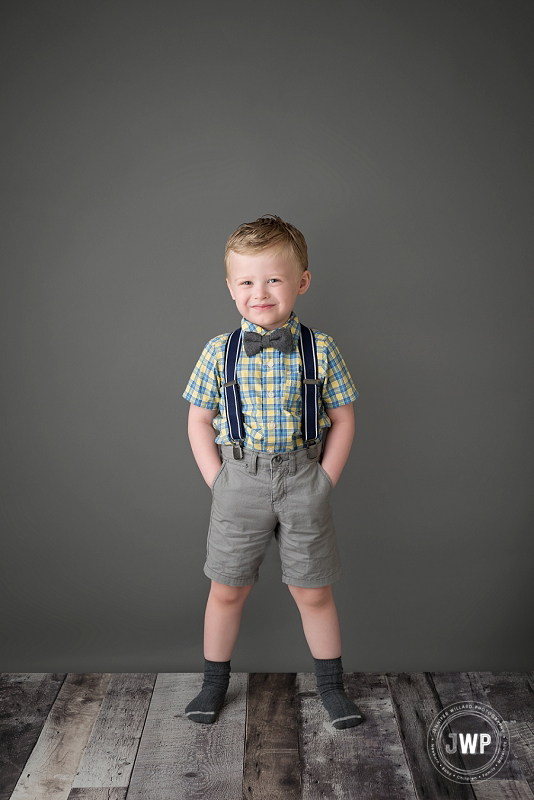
182,215 -> 363,730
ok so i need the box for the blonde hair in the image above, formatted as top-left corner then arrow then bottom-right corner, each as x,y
225,214 -> 308,275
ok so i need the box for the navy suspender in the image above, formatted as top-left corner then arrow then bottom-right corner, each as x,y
222,327 -> 246,459
298,323 -> 321,449
223,324 -> 321,458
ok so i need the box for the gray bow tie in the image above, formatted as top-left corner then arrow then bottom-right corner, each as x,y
243,328 -> 293,356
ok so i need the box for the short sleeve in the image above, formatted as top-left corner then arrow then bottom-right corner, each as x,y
321,336 -> 359,408
182,340 -> 221,409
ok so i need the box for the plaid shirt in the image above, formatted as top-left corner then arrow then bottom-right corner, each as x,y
183,311 -> 358,453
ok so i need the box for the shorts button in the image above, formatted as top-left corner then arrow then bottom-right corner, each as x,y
273,455 -> 282,464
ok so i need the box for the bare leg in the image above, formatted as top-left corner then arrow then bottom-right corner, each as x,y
204,579 -> 254,661
185,580 -> 254,724
287,584 -> 341,658
287,583 -> 363,729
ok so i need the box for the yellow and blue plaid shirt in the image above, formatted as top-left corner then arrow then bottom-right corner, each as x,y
183,311 -> 358,453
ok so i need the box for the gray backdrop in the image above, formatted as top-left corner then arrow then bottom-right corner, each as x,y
2,0 -> 533,673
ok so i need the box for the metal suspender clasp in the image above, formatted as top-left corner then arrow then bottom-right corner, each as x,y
305,439 -> 319,459
232,441 -> 244,459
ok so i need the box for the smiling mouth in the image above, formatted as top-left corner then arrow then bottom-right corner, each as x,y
252,305 -> 274,309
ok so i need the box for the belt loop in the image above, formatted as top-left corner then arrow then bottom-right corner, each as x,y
289,451 -> 296,475
248,451 -> 258,475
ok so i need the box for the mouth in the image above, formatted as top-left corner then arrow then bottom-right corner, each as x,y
252,305 -> 275,310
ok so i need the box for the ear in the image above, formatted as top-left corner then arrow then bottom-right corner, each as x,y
297,270 -> 311,295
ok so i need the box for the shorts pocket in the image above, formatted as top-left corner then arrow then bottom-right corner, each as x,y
210,460 -> 227,492
317,462 -> 333,489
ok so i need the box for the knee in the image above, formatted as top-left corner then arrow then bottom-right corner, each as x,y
210,580 -> 253,606
288,584 -> 332,609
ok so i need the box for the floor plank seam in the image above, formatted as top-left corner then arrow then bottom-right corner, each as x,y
122,673 -> 157,800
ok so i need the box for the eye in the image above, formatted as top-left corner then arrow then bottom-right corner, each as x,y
268,278 -> 279,283
240,280 -> 252,286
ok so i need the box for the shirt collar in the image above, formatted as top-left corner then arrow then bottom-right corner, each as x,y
240,310 -> 300,347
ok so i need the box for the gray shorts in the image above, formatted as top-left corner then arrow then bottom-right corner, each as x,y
204,442 -> 343,588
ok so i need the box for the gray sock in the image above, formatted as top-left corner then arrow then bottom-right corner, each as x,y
185,658 -> 231,724
313,656 -> 364,729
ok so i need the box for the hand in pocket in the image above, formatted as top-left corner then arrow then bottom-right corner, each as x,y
209,461 -> 224,490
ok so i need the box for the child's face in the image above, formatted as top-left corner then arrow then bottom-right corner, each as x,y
226,247 -> 310,331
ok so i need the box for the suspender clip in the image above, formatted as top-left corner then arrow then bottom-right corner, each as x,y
305,440 -> 319,459
232,441 -> 244,459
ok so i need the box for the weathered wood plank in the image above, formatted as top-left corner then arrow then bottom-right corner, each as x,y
126,672 -> 247,800
386,672 -> 477,800
68,791 -> 127,800
68,673 -> 156,793
472,781 -> 534,800
477,673 -> 534,794
432,672 -> 529,791
297,672 -> 417,800
9,673 -> 112,800
0,673 -> 66,800
242,673 -> 301,799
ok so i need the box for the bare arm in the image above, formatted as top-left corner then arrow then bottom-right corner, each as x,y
187,404 -> 222,487
319,402 -> 355,488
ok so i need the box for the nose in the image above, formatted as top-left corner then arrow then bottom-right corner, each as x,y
253,284 -> 270,300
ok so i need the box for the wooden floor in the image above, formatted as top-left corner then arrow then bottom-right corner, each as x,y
0,672 -> 533,799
